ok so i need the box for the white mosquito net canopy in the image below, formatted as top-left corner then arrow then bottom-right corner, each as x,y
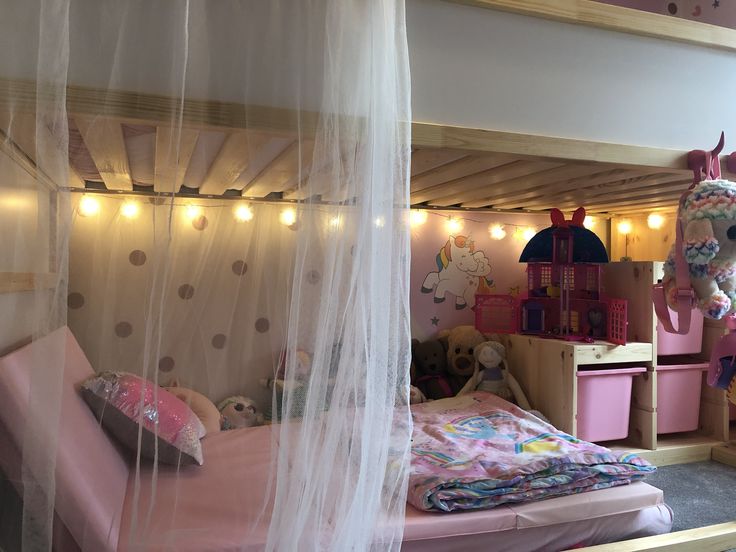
0,1 -> 412,550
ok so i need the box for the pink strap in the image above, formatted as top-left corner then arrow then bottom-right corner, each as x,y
652,193 -> 694,335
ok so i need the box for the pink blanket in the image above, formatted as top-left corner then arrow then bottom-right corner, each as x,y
409,392 -> 655,512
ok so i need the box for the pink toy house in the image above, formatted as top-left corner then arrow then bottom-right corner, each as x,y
476,208 -> 627,345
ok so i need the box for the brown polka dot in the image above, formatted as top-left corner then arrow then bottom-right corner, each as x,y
148,197 -> 167,206
667,2 -> 678,14
178,284 -> 195,300
192,215 -> 208,231
255,318 -> 270,333
67,292 -> 85,309
232,260 -> 248,276
114,321 -> 133,338
288,221 -> 300,231
211,334 -> 227,349
129,250 -> 147,266
306,270 -> 321,284
158,356 -> 175,372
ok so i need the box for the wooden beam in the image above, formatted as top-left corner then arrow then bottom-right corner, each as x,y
416,160 -> 560,206
0,272 -> 56,294
74,116 -> 132,191
411,153 -> 514,194
411,122 -> 691,173
443,0 -> 736,54
576,522 -> 736,551
153,126 -> 199,193
587,195 -> 683,215
579,186 -> 688,211
244,139 -> 315,198
411,148 -> 468,177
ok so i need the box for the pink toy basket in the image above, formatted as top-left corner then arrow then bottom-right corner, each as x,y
655,362 -> 707,434
656,307 -> 704,356
576,366 -> 645,442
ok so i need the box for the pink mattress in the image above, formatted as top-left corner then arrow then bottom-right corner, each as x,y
119,426 -> 672,552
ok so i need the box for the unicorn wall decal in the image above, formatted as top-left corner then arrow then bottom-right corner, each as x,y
421,235 -> 493,309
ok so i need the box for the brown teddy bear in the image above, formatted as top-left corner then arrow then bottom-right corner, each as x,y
411,338 -> 453,400
439,325 -> 487,395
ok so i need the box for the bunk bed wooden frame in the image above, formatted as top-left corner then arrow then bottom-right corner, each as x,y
2,73 -> 736,550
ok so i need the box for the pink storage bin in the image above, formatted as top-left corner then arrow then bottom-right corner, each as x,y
656,363 -> 707,434
656,307 -> 704,356
576,366 -> 646,442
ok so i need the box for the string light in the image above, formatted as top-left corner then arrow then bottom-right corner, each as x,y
234,203 -> 254,222
410,209 -> 428,228
522,227 -> 536,242
185,204 -> 202,220
647,213 -> 665,230
583,216 -> 595,229
120,200 -> 140,219
489,224 -> 506,240
280,207 -> 297,227
617,219 -> 633,235
78,195 -> 100,217
374,216 -> 385,228
328,215 -> 343,230
445,216 -> 463,234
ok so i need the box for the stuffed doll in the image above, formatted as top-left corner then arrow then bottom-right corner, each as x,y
411,338 -> 453,400
662,180 -> 736,320
165,380 -> 222,436
439,325 -> 487,395
218,396 -> 264,430
409,385 -> 427,404
276,349 -> 312,381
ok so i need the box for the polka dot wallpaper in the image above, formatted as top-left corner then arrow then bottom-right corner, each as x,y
67,197 -> 307,408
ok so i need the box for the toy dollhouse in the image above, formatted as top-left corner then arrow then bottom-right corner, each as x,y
476,208 -> 627,345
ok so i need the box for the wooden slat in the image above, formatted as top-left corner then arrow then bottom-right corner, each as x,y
586,194 -> 683,214
0,112 -> 84,188
0,272 -> 56,294
579,185 -> 689,211
487,169 -> 652,210
411,154 -> 514,194
444,0 -> 736,54
153,126 -> 199,193
74,116 -> 132,190
244,139 -> 315,198
416,160 -> 560,206
412,122 -> 691,173
603,201 -> 683,216
513,174 -> 689,211
199,131 -> 271,195
410,148 -> 468,177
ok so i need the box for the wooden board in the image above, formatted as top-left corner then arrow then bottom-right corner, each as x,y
574,521 -> 736,551
153,126 -> 199,193
445,0 -> 736,53
74,116 -> 132,191
244,139 -> 315,197
0,272 -> 56,293
610,433 -> 720,467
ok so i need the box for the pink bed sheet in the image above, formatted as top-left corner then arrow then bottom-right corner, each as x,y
118,426 -> 671,552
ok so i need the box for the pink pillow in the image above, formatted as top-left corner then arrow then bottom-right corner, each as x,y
81,372 -> 206,466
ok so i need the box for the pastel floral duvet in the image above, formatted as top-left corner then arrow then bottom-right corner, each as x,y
409,392 -> 655,512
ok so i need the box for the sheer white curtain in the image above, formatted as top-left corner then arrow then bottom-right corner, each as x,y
0,1 -> 411,551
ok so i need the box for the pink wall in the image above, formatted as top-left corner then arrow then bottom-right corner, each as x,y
595,0 -> 736,28
409,210 -> 609,340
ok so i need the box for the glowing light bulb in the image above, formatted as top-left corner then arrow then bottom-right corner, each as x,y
617,219 -> 633,235
445,216 -> 463,234
328,215 -> 343,230
374,216 -> 385,228
647,213 -> 665,230
234,203 -> 254,222
409,210 -> 428,228
120,200 -> 140,219
185,204 -> 202,220
489,224 -> 506,240
522,227 -> 537,242
78,195 -> 100,217
583,216 -> 595,229
280,207 -> 297,226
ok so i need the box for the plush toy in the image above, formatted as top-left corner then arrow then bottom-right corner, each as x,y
165,381 -> 222,436
457,341 -> 529,407
663,180 -> 736,320
218,396 -> 264,430
409,385 -> 427,404
276,349 -> 312,381
439,325 -> 487,395
411,338 -> 453,400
